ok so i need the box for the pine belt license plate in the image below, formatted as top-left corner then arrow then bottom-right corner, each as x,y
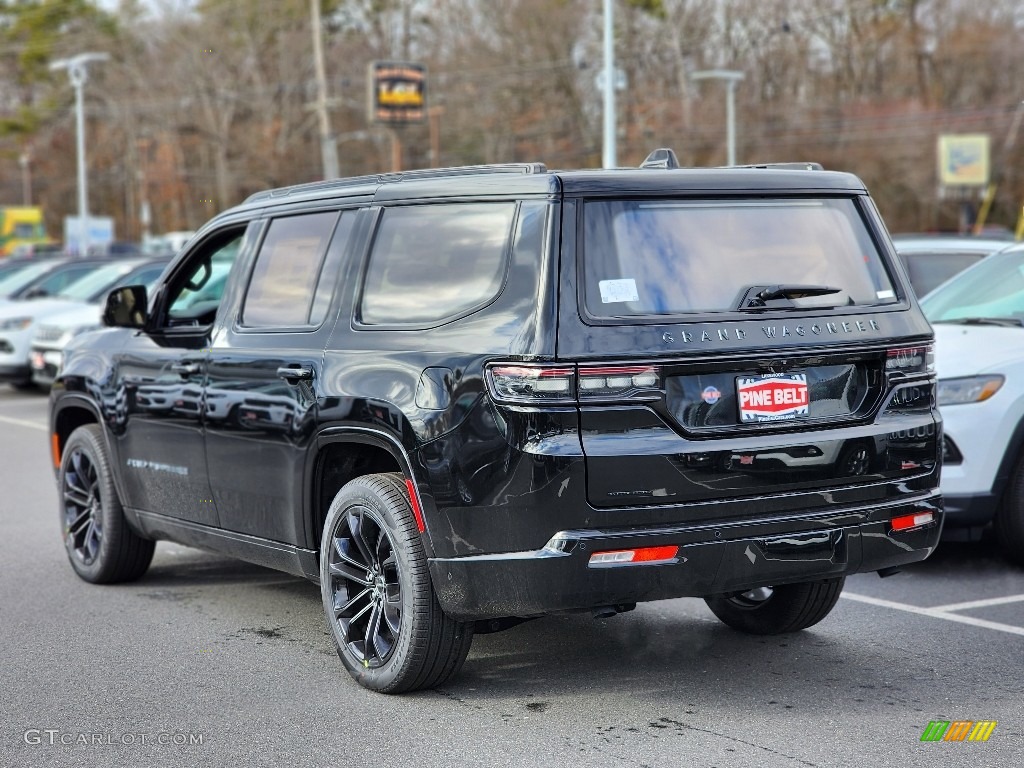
737,373 -> 809,422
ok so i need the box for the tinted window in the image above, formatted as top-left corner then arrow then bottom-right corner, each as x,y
583,198 -> 896,318
898,251 -> 985,297
360,203 -> 515,325
242,212 -> 339,327
0,261 -> 60,296
308,212 -> 355,325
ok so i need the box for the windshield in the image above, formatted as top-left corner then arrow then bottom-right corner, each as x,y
921,246 -> 1024,323
582,198 -> 897,318
57,262 -> 141,303
0,261 -> 58,295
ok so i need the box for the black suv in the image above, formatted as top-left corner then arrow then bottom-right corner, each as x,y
50,155 -> 942,693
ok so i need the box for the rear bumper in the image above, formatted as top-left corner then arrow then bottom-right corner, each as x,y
429,494 -> 943,620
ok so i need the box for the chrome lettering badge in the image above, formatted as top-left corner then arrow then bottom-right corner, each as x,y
737,374 -> 809,422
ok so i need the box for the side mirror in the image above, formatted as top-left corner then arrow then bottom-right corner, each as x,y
103,285 -> 149,329
23,287 -> 49,299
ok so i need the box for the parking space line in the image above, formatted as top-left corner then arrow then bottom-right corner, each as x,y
0,414 -> 47,432
841,592 -> 1024,637
929,594 -> 1024,613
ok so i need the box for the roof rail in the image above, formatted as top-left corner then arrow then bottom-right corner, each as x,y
244,162 -> 548,204
727,162 -> 824,171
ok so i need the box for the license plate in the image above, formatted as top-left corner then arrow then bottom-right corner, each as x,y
30,351 -> 45,370
737,374 -> 809,422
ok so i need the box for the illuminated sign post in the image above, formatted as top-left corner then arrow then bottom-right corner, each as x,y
368,61 -> 426,172
369,61 -> 426,125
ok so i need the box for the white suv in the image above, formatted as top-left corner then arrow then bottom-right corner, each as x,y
921,241 -> 1024,564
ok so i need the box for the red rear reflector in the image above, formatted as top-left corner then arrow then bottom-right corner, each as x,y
404,478 -> 426,533
589,545 -> 679,567
891,511 -> 934,531
51,433 -> 61,469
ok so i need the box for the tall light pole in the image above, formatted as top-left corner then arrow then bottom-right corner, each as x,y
602,0 -> 616,168
50,52 -> 108,255
310,0 -> 339,180
691,69 -> 744,166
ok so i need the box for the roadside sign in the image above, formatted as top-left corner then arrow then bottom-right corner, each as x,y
937,134 -> 990,187
368,61 -> 426,124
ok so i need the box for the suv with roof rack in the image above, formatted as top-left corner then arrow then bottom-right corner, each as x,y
49,150 -> 942,693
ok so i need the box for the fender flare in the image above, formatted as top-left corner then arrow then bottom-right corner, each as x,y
307,425 -> 435,558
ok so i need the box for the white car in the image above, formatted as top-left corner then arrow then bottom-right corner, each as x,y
0,259 -> 166,389
921,241 -> 1024,564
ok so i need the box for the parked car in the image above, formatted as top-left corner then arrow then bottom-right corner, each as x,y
0,257 -> 107,302
920,242 -> 1024,564
891,234 -> 1009,297
0,258 -> 167,389
50,153 -> 941,693
29,258 -> 171,387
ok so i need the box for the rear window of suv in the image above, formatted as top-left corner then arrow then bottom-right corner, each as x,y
582,198 -> 897,319
359,202 -> 516,326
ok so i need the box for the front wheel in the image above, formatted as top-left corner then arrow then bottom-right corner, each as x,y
320,472 -> 473,693
59,424 -> 155,583
704,577 -> 845,635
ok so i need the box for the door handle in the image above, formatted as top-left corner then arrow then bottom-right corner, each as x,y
277,365 -> 314,383
171,362 -> 200,377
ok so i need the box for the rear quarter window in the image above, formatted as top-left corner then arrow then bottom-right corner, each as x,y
358,202 -> 516,326
582,198 -> 897,319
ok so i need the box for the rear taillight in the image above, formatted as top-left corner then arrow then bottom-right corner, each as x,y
486,365 -> 576,404
578,365 -> 661,400
485,362 -> 664,404
886,345 -> 934,375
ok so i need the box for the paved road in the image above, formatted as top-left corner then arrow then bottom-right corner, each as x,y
1,386 -> 1021,768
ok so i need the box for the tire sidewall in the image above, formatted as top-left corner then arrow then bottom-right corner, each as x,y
320,477 -> 425,692
59,426 -> 121,583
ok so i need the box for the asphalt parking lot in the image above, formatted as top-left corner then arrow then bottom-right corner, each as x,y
1,385 -> 1021,768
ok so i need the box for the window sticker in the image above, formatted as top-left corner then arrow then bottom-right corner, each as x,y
876,289 -> 895,299
599,278 -> 639,304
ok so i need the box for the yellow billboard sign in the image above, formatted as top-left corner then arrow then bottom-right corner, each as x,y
938,134 -> 990,186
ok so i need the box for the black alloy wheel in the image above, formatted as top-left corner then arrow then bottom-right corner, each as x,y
327,505 -> 403,669
320,473 -> 473,693
63,445 -> 103,565
58,424 -> 155,583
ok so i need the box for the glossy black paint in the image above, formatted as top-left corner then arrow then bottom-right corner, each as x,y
50,164 -> 943,621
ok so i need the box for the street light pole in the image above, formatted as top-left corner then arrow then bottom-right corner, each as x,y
690,69 -> 744,166
602,0 -> 616,168
50,52 -> 108,255
18,150 -> 31,206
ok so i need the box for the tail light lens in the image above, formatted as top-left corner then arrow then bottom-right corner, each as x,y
485,363 -> 664,404
486,365 -> 576,403
578,365 -> 661,400
886,345 -> 934,375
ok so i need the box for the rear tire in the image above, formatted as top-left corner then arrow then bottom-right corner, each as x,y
704,577 -> 845,635
320,472 -> 473,693
995,456 -> 1024,567
59,424 -> 155,583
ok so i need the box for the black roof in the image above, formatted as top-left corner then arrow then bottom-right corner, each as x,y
223,162 -> 867,219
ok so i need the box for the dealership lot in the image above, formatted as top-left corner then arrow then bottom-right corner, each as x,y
1,386 -> 1021,768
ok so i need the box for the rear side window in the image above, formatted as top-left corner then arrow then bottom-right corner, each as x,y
582,198 -> 897,319
242,212 -> 339,327
359,203 -> 515,326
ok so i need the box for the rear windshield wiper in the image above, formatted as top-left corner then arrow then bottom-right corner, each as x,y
735,284 -> 844,310
936,317 -> 1024,328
